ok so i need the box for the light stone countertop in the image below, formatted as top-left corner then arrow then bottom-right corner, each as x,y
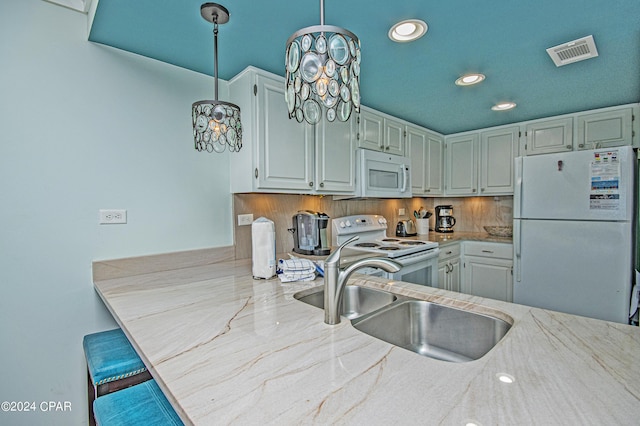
93,255 -> 640,425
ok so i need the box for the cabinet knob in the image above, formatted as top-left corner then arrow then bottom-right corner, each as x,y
566,144 -> 572,149
309,181 -> 313,187
425,189 -> 431,192
578,143 -> 584,148
254,168 -> 258,179
320,182 -> 324,188
472,188 -> 477,192
481,188 -> 485,192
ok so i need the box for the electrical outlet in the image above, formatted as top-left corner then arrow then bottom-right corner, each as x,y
398,208 -> 405,216
99,209 -> 127,224
237,213 -> 254,226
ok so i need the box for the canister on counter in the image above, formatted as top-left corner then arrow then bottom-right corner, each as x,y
252,217 -> 276,279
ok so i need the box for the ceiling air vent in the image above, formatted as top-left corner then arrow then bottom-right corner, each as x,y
546,35 -> 599,67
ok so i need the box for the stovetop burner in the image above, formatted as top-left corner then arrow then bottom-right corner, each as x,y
381,238 -> 400,242
378,246 -> 400,251
355,242 -> 379,248
399,241 -> 426,246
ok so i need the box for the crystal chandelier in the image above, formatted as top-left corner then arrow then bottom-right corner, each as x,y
192,3 -> 242,153
284,0 -> 361,125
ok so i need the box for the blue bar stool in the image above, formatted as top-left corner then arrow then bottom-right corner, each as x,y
84,329 -> 152,425
93,379 -> 183,426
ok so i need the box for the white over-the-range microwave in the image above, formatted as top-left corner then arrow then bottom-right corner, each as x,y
335,149 -> 412,199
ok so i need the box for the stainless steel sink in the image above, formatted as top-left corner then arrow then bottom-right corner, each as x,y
294,286 -> 397,320
351,300 -> 511,362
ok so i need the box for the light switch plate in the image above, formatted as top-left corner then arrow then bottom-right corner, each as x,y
237,214 -> 254,226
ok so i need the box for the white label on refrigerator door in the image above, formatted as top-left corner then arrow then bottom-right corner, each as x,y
590,150 -> 620,210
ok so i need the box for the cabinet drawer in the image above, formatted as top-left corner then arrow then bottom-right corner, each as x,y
464,241 -> 512,259
438,243 -> 461,260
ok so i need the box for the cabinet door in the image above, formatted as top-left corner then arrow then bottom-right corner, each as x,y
463,256 -> 513,302
408,125 -> 428,195
315,117 -> 355,193
449,258 -> 461,293
256,75 -> 314,190
576,107 -> 633,150
357,108 -> 384,151
480,126 -> 519,195
525,118 -> 573,155
384,117 -> 405,155
408,126 -> 444,195
437,261 -> 448,290
426,132 -> 444,195
445,133 -> 478,195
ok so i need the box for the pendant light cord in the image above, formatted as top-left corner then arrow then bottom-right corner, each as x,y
213,15 -> 219,101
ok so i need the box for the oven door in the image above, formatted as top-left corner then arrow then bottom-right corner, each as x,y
386,249 -> 439,287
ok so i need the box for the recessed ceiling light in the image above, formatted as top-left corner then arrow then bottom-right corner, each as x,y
491,102 -> 517,111
455,73 -> 486,86
389,19 -> 428,42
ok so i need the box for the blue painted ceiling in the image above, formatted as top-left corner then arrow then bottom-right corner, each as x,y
89,0 -> 640,135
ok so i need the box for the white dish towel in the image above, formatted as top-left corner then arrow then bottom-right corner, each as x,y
277,258 -> 317,283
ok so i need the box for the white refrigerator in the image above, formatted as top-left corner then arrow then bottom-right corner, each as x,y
513,146 -> 635,324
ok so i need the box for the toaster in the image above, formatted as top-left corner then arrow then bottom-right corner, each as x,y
396,219 -> 417,237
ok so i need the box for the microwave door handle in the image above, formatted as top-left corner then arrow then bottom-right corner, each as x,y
400,164 -> 408,193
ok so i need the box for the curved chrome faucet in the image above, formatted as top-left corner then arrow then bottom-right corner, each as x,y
323,236 -> 402,325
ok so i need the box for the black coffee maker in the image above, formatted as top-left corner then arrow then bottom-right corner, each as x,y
435,205 -> 456,233
289,211 -> 330,255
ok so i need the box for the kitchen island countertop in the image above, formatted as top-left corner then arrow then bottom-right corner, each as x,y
93,253 -> 639,425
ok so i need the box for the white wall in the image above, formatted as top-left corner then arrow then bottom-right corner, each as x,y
0,1 -> 234,424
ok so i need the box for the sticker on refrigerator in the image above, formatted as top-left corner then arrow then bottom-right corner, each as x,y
589,150 -> 620,210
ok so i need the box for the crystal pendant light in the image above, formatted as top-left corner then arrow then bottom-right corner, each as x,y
284,0 -> 361,125
192,3 -> 242,153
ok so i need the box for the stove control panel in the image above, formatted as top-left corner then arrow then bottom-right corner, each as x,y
331,215 -> 390,247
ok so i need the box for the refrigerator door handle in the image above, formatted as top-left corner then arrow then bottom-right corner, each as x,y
513,219 -> 521,282
513,156 -> 523,219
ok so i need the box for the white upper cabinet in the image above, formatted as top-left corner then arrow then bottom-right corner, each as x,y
525,117 -> 573,155
315,117 -> 356,193
480,126 -> 519,194
445,133 -> 478,195
525,103 -> 637,155
445,126 -> 519,196
576,106 -> 634,150
357,107 -> 405,155
407,125 -> 444,196
228,67 -> 636,196
228,67 -> 354,195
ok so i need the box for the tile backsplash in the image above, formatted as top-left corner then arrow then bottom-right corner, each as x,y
233,194 -> 513,259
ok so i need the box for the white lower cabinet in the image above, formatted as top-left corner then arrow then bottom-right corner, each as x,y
462,241 -> 513,302
438,243 -> 461,292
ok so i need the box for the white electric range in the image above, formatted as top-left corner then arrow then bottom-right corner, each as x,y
331,215 -> 439,287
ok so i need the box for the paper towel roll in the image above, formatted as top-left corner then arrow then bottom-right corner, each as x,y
252,217 -> 276,279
